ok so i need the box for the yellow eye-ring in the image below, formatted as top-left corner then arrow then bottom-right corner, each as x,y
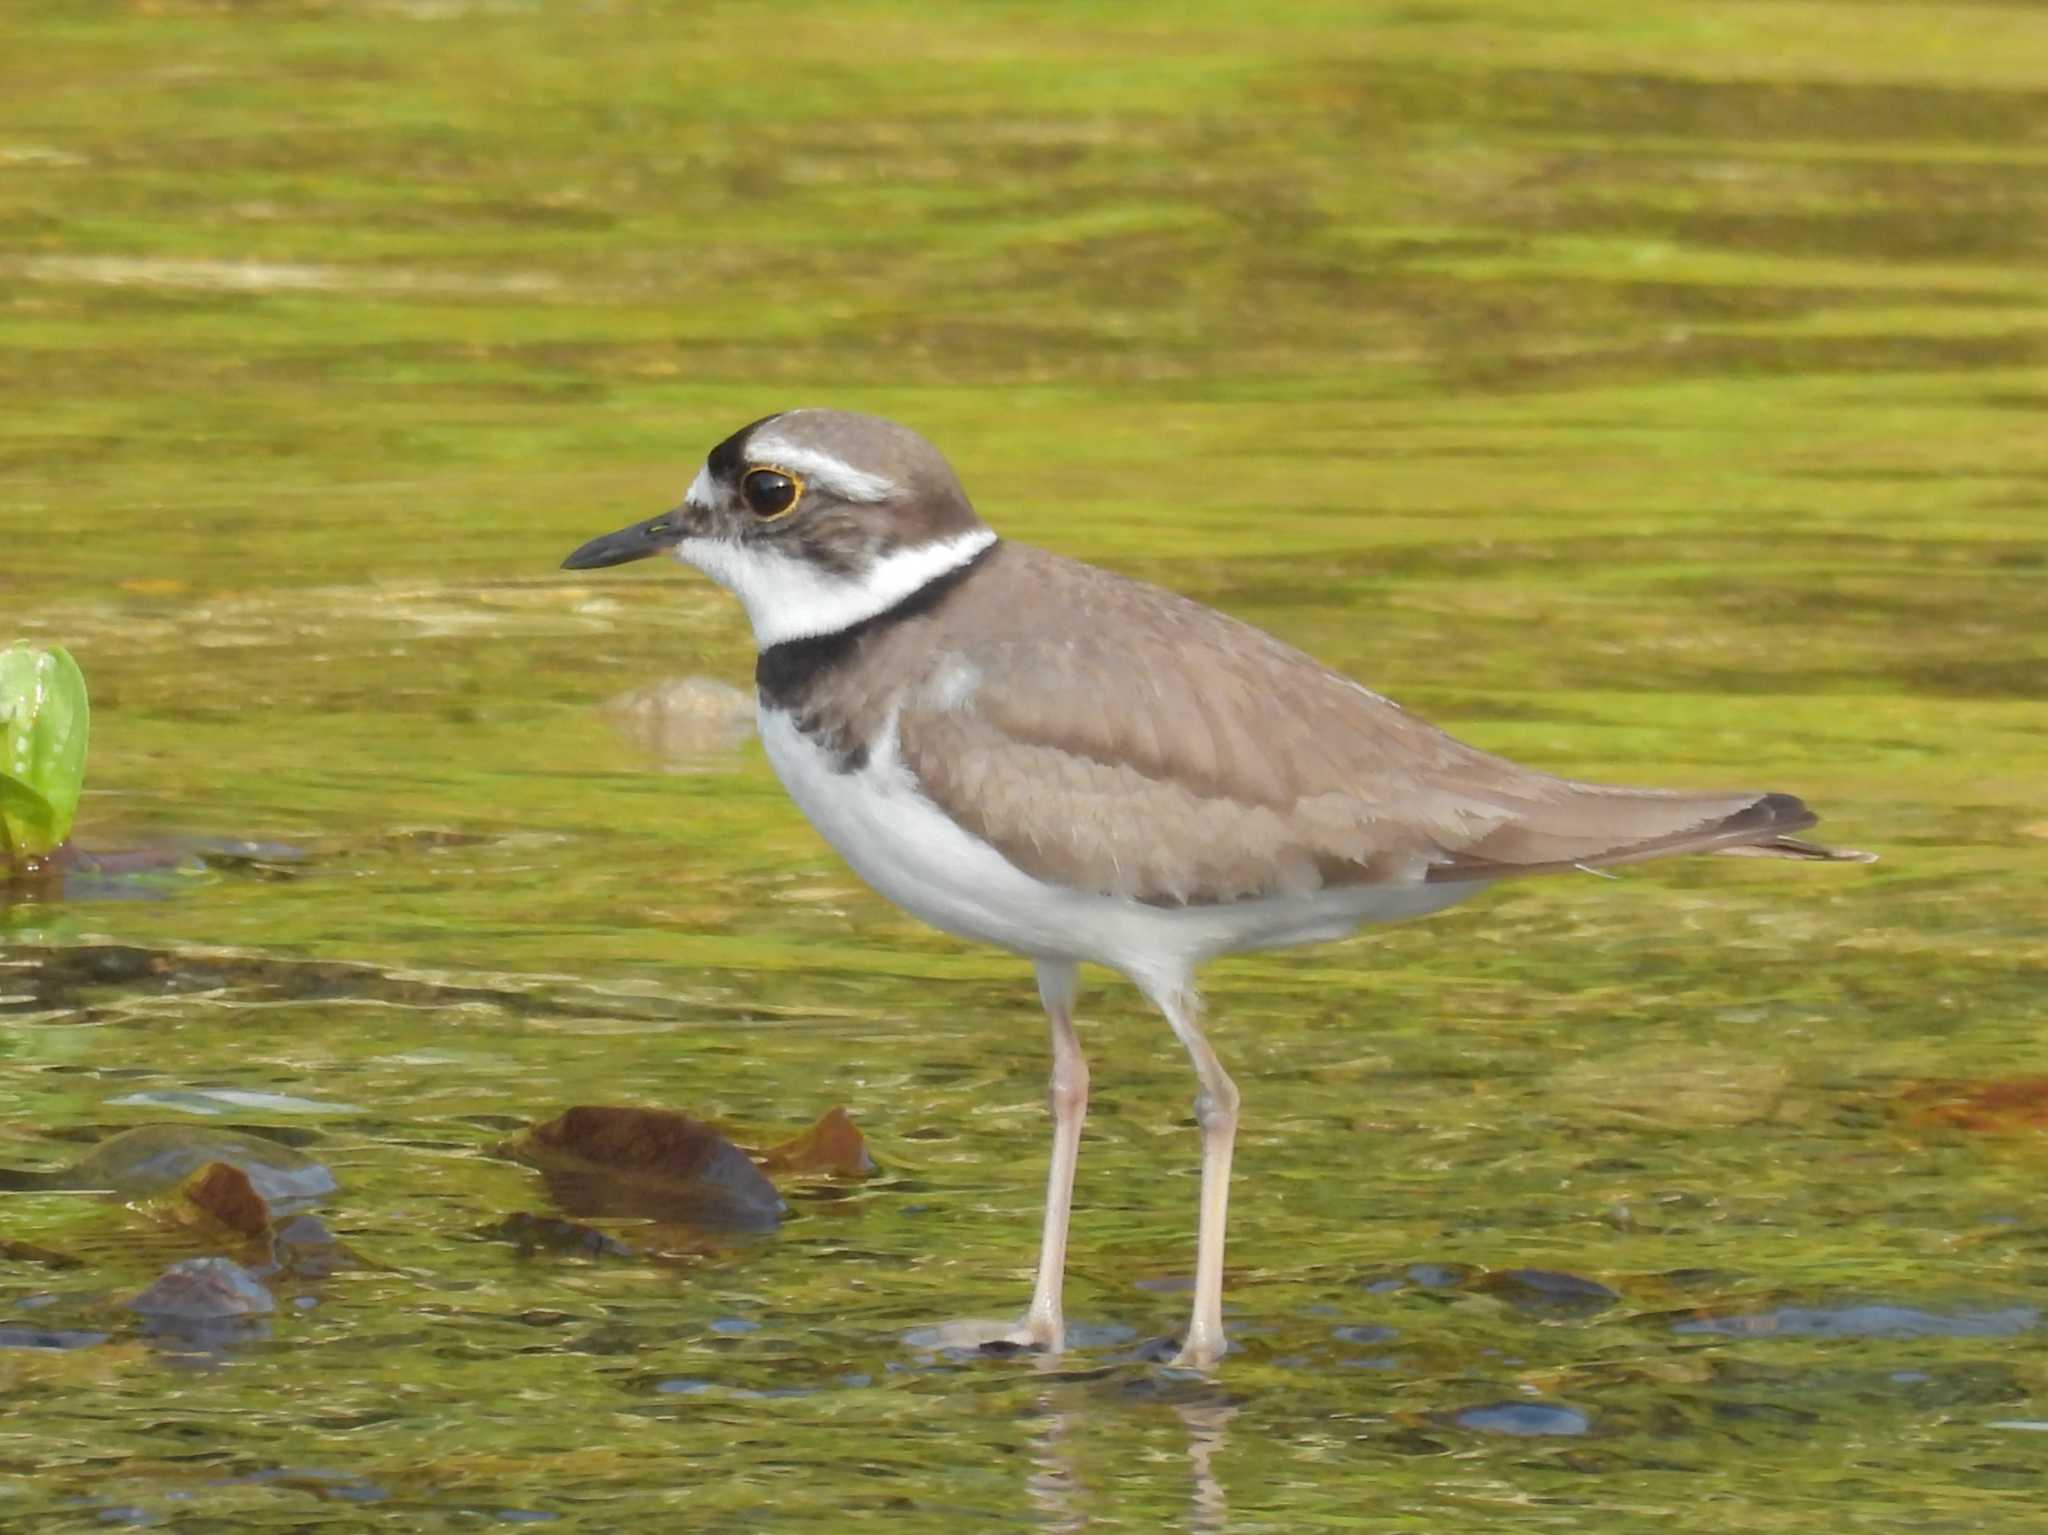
741,467 -> 802,519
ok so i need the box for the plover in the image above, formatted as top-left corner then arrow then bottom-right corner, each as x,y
562,409 -> 1868,1368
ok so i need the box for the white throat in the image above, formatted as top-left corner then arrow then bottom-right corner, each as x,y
678,528 -> 997,650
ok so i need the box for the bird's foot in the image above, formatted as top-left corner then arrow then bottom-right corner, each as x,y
904,1316 -> 1060,1356
1165,1333 -> 1227,1371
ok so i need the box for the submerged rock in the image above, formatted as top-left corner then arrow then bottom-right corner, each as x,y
1475,1268 -> 1620,1317
1675,1303 -> 2038,1339
0,1237 -> 81,1269
125,1256 -> 274,1320
125,1256 -> 277,1352
269,1212 -> 350,1280
1360,1262 -> 1474,1294
0,1326 -> 110,1351
15,1125 -> 338,1211
1453,1401 -> 1591,1437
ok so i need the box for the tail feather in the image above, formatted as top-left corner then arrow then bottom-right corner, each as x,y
1427,788 -> 1872,883
1716,834 -> 1876,863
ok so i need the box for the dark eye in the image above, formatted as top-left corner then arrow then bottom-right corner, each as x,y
741,467 -> 801,519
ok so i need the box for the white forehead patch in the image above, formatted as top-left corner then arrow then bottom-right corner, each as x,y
682,465 -> 719,509
743,434 -> 896,504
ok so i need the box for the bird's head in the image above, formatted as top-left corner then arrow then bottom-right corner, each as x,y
562,409 -> 994,648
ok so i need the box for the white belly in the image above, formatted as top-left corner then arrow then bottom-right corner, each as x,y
758,706 -> 1480,996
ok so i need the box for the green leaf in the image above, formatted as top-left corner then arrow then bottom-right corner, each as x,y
0,644 -> 91,865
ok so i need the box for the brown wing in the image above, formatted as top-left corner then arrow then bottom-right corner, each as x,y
891,545 -> 1835,907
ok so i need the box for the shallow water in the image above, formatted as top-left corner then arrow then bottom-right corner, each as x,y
3,2 -> 2046,1529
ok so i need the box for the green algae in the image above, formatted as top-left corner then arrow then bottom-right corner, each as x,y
1,0 -> 2045,1530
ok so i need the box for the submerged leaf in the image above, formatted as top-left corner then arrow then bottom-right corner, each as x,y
157,1160 -> 273,1238
756,1106 -> 876,1179
500,1106 -> 785,1232
1901,1077 -> 2048,1133
0,644 -> 89,866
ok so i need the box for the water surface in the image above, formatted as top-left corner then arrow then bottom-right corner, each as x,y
2,2 -> 2045,1529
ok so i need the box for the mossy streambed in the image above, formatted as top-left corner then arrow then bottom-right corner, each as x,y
3,2 -> 2046,1530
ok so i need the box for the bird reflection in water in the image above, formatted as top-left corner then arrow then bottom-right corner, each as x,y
1018,1362 -> 1240,1533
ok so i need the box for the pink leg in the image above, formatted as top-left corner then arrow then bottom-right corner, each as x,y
1019,959 -> 1087,1352
1156,987 -> 1238,1368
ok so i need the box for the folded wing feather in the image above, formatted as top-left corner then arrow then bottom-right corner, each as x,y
890,545 -> 1856,907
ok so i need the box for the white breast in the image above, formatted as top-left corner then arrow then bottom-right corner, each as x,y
757,707 -> 1482,998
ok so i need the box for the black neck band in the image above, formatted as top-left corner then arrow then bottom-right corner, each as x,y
755,540 -> 998,712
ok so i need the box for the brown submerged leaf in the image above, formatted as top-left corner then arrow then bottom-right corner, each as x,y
1900,1077 -> 2048,1134
755,1106 -> 876,1179
499,1107 -> 785,1233
523,1105 -> 742,1176
167,1161 -> 273,1237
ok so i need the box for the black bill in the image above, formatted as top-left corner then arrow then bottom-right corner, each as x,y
560,510 -> 686,570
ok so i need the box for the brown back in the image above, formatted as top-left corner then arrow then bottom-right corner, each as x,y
774,541 -> 1824,907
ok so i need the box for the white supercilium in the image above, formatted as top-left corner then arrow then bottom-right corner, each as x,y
741,436 -> 898,503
